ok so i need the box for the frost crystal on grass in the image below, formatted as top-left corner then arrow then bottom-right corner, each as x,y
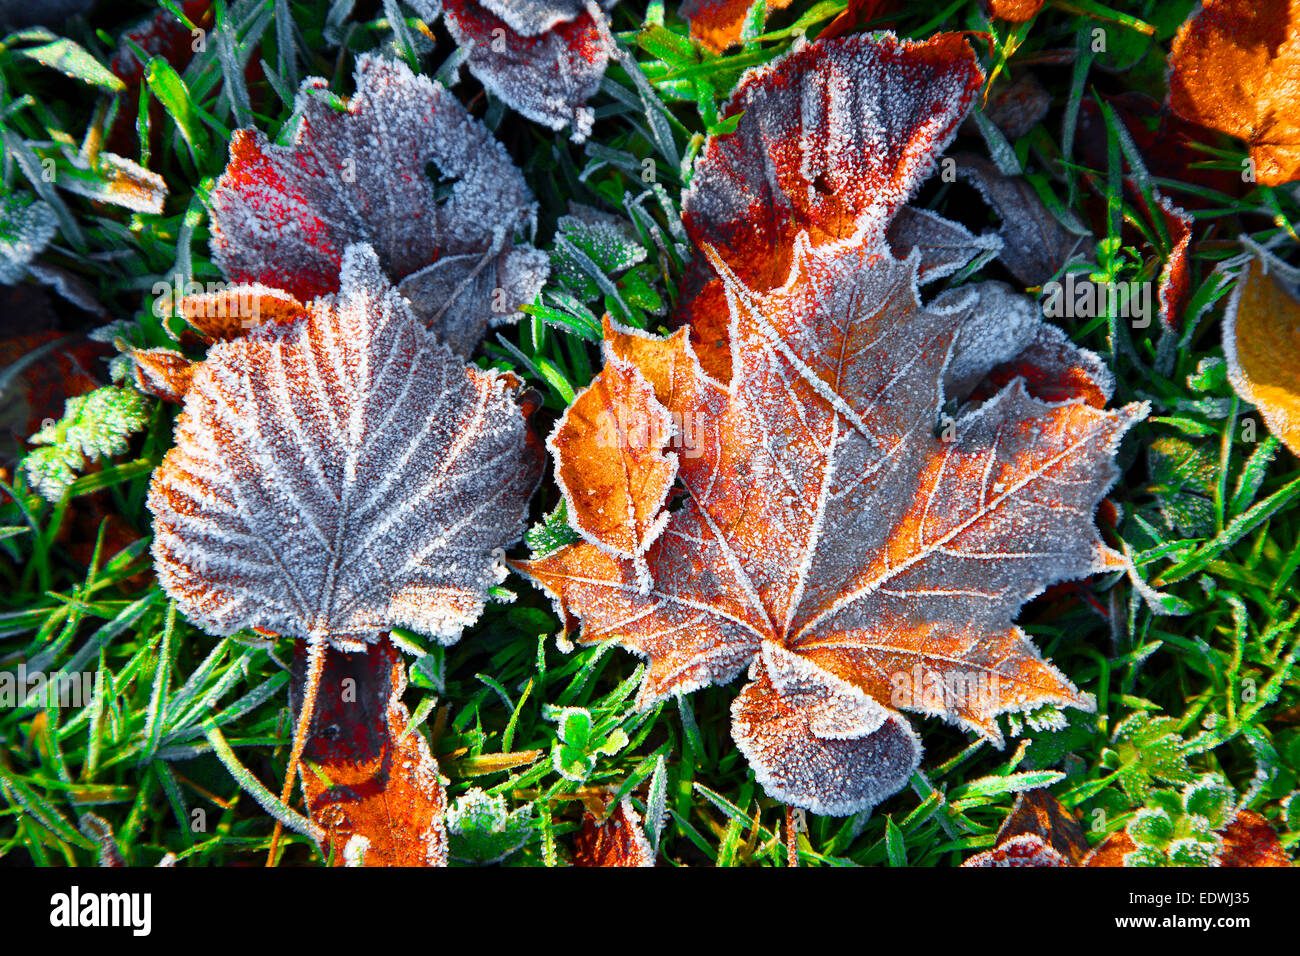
208,53 -> 544,354
148,243 -> 542,646
24,386 -> 151,502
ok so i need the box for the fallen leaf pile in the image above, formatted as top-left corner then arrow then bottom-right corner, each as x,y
518,32 -> 1146,816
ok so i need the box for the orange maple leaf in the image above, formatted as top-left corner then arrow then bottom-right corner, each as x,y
1168,0 -> 1300,187
518,33 -> 1144,816
518,236 -> 1143,814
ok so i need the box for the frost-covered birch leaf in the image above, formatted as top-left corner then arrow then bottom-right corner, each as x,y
676,32 -> 983,382
1222,257 -> 1300,456
1168,0 -> 1300,187
148,243 -> 542,645
443,0 -> 616,142
291,637 -> 447,866
208,53 -> 543,353
571,793 -> 655,866
517,232 -> 1144,814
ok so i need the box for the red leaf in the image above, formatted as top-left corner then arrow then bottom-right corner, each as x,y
571,793 -> 656,866
292,637 -> 448,866
676,32 -> 983,381
208,54 -> 546,353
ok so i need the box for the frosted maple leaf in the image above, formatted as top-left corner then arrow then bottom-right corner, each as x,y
516,33 -> 1146,816
442,0 -> 617,142
208,53 -> 547,355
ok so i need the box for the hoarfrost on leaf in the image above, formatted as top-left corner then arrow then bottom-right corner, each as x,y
148,243 -> 542,646
517,32 -> 1145,816
208,53 -> 543,354
443,0 -> 616,142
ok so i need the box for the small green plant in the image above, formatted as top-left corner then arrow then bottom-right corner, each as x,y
1125,774 -> 1234,866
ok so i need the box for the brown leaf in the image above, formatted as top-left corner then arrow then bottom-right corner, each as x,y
292,637 -> 447,866
571,794 -> 655,866
1082,810 -> 1291,866
131,347 -> 195,404
1150,192 -> 1193,331
963,789 -> 1088,866
1168,0 -> 1300,186
983,71 -> 1051,140
963,833 -> 1073,866
1223,256 -> 1300,455
548,317 -> 703,584
1217,810 -> 1291,866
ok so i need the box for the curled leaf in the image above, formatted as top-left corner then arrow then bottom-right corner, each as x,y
131,347 -> 194,403
954,152 -> 1087,287
1223,256 -> 1300,455
177,284 -> 308,342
